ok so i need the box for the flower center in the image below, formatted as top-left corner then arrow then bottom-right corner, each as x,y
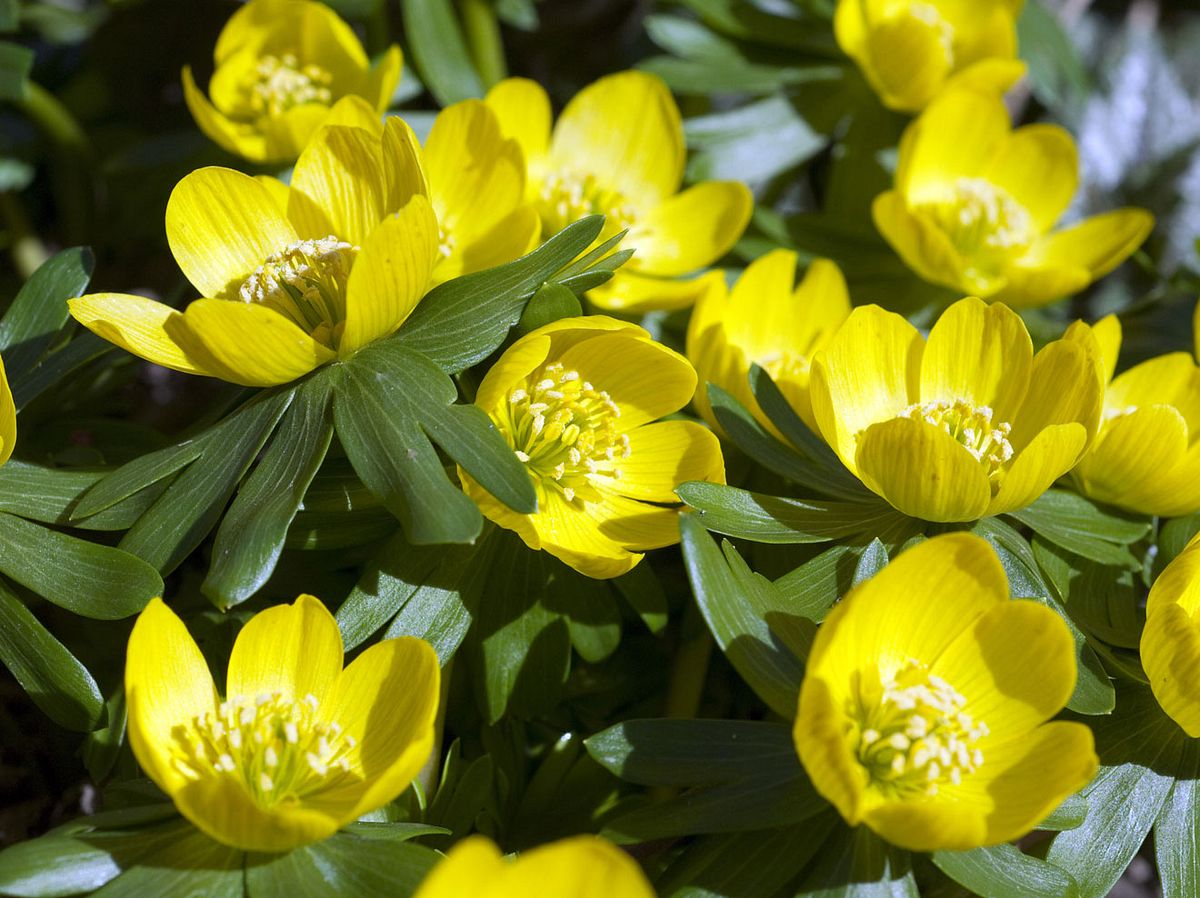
853,661 -> 988,798
169,692 -> 359,809
503,362 -> 630,503
756,349 -> 812,386
437,223 -> 457,262
917,177 -> 1035,283
239,236 -> 358,349
247,53 -> 334,117
537,170 -> 639,240
901,398 -> 1014,481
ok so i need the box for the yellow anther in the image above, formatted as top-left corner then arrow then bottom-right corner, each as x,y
248,53 -> 334,117
899,398 -> 1014,481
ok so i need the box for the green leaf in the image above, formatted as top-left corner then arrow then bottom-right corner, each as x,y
933,844 -> 1079,898
495,0 -> 537,30
585,718 -> 825,840
685,94 -> 826,184
0,461 -> 157,531
773,543 -> 857,622
517,282 -> 582,334
0,576 -> 103,731
639,52 -> 842,95
0,512 -> 162,619
1040,793 -> 1088,832
613,562 -> 669,635
1155,772 -> 1200,898
0,247 -> 93,378
246,831 -> 439,897
10,332 -> 113,411
399,0 -> 484,106
0,41 -> 32,102
680,514 -> 807,717
118,389 -> 293,574
394,214 -> 607,373
658,822 -> 829,898
77,824 -> 243,898
0,0 -> 17,32
675,0 -> 839,54
797,826 -> 917,897
82,685 -> 127,784
1008,489 -> 1150,566
71,434 -> 210,520
850,538 -> 888,587
203,376 -> 334,608
1017,0 -> 1091,111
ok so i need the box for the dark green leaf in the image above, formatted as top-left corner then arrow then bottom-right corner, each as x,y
517,282 -> 582,334
0,247 -> 92,377
657,822 -> 829,898
0,0 -> 16,32
10,332 -> 113,411
933,844 -> 1079,898
797,826 -> 917,897
0,41 -> 32,102
0,576 -> 103,731
1156,773 -> 1200,898
246,830 -> 439,897
71,435 -> 209,520
399,0 -> 483,106
0,461 -> 156,531
613,561 -> 669,635
1008,489 -> 1150,566
639,54 -> 842,95
82,685 -> 127,784
773,543 -> 857,622
84,824 -> 243,898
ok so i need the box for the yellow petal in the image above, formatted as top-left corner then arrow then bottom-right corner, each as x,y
474,333 -> 552,415
529,489 -> 657,579
68,293 -> 214,377
860,9 -> 955,112
591,420 -> 724,503
1195,299 -> 1200,362
225,595 -> 344,709
433,205 -> 541,285
919,297 -> 1032,423
1065,314 -> 1121,384
864,799 -> 987,853
1019,208 -> 1154,279
809,303 -> 924,472
340,194 -> 439,354
484,77 -> 552,168
984,124 -> 1077,231
288,124 -> 388,246
872,191 -> 975,294
1074,406 -> 1188,511
259,104 -> 333,163
946,58 -> 1027,96
991,260 -> 1091,308
855,415 -> 993,522
328,635 -> 440,820
1106,353 -> 1200,434
181,67 -> 269,162
413,836 -> 506,898
989,422 -> 1086,516
0,354 -> 13,465
795,675 -> 872,825
491,836 -> 656,898
181,298 -> 335,387
1145,595 -> 1200,736
363,45 -> 403,112
633,181 -> 753,277
1009,338 -> 1102,451
585,270 -> 715,313
125,598 -> 219,796
323,94 -> 384,133
1119,442 -> 1200,518
166,167 -> 299,301
549,71 -> 685,207
254,175 -> 292,213
896,89 -> 1011,203
216,0 -> 369,81
382,116 -> 431,210
833,0 -> 868,64
1147,535 -> 1200,617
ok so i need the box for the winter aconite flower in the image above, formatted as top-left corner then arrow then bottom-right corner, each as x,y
413,835 -> 656,898
794,533 -> 1097,852
460,316 -> 725,579
125,595 -> 439,852
1143,535 -> 1200,736
69,124 -> 437,387
874,89 -> 1153,307
182,0 -> 402,163
687,250 -> 851,435
835,0 -> 1026,113
0,354 -> 13,466
1067,313 -> 1200,517
809,297 -> 1103,522
484,72 -> 753,313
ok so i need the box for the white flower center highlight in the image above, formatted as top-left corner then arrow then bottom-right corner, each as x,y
170,691 -> 359,808
248,53 -> 334,117
918,177 -> 1035,282
756,349 -> 812,386
905,2 -> 955,65
854,661 -> 988,797
901,398 -> 1014,480
537,169 -> 640,239
504,361 -> 631,504
239,236 -> 358,348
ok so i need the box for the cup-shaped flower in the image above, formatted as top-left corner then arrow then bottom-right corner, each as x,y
182,0 -> 401,163
809,297 -> 1103,522
1067,314 -> 1200,517
687,250 -> 850,436
835,0 -> 1026,113
69,124 -> 438,388
795,533 -> 1097,852
0,354 -> 13,467
125,595 -> 439,852
1143,535 -> 1200,736
413,835 -> 656,898
460,316 -> 725,579
483,72 -> 753,313
874,89 -> 1153,307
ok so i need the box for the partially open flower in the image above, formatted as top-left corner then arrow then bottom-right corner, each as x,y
0,354 -> 13,466
484,72 -> 752,313
182,0 -> 402,163
874,89 -> 1153,307
1143,535 -> 1200,736
794,533 -> 1097,852
460,316 -> 725,579
809,297 -> 1104,522
125,595 -> 439,852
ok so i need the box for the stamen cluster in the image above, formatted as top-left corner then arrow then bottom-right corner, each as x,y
538,170 -> 639,237
919,177 -> 1034,279
239,236 -> 358,347
901,398 -> 1014,479
248,54 -> 334,117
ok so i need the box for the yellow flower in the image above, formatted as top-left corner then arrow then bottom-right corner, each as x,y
484,72 -> 753,313
413,835 -> 656,898
460,316 -> 725,579
835,0 -> 1026,113
686,250 -> 851,436
0,354 -> 13,467
795,532 -> 1097,852
182,0 -> 402,163
125,595 -> 439,852
69,123 -> 438,387
1143,534 -> 1200,736
809,296 -> 1103,522
1067,313 -> 1200,517
874,88 -> 1154,307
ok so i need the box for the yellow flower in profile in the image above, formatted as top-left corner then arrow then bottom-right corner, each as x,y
182,0 -> 402,163
1143,535 -> 1200,736
125,595 -> 439,852
0,354 -> 13,467
874,89 -> 1154,307
69,124 -> 438,387
460,316 -> 725,579
1067,313 -> 1200,517
484,72 -> 753,313
809,296 -> 1103,522
413,835 -> 656,898
835,0 -> 1026,113
686,250 -> 851,435
795,533 -> 1097,852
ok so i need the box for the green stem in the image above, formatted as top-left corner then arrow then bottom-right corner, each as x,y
17,82 -> 95,244
0,192 -> 50,279
459,0 -> 506,89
